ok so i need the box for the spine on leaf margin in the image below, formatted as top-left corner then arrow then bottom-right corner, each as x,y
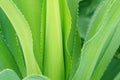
0,0 -> 41,75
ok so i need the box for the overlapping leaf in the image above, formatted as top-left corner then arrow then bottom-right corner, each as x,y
59,0 -> 81,79
0,35 -> 21,77
0,0 -> 41,75
0,69 -> 20,80
0,8 -> 26,77
43,0 -> 65,80
1,0 -> 120,80
101,57 -> 120,80
73,0 -> 120,80
12,0 -> 44,71
23,75 -> 48,80
0,69 -> 48,80
114,72 -> 120,80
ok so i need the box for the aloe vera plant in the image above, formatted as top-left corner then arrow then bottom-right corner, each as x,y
0,0 -> 120,80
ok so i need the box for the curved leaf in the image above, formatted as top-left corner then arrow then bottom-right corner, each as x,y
73,0 -> 120,80
12,0 -> 45,71
0,0 -> 41,75
23,75 -> 48,80
59,0 -> 81,79
0,35 -> 21,77
101,57 -> 120,80
0,8 -> 26,77
0,69 -> 20,80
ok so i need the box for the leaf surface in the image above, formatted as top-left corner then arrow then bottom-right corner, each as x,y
73,0 -> 120,80
44,0 -> 65,80
23,75 -> 48,80
12,0 -> 44,71
0,69 -> 20,80
101,57 -> 120,80
0,0 -> 41,75
0,8 -> 26,77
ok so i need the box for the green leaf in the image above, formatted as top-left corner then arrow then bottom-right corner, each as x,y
0,8 -> 26,77
58,0 -> 71,79
114,72 -> 120,80
78,0 -> 101,39
0,0 -> 41,75
64,0 -> 81,79
101,57 -> 120,80
0,69 -> 48,80
55,0 -> 81,80
85,0 -> 117,41
86,0 -> 101,15
91,0 -> 120,79
0,34 -> 21,77
12,0 -> 45,71
0,69 -> 20,80
73,0 -> 120,80
78,16 -> 90,39
23,75 -> 48,80
44,0 -> 65,80
115,47 -> 120,59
